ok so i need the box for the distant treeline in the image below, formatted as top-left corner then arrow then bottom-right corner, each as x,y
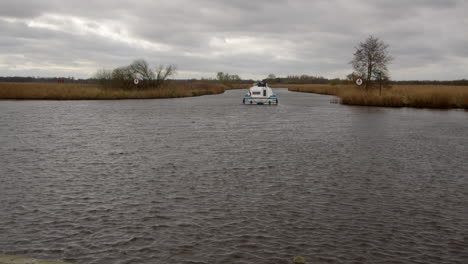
1,75 -> 467,86
266,75 -> 330,84
391,80 -> 468,86
265,75 -> 468,86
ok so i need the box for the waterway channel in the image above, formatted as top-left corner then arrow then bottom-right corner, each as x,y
1,88 -> 467,264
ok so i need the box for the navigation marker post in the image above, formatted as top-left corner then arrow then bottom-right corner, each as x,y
356,78 -> 363,86
374,72 -> 382,95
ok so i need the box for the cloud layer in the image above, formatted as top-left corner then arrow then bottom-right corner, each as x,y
1,0 -> 467,80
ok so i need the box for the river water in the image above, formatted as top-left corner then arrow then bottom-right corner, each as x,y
1,88 -> 467,264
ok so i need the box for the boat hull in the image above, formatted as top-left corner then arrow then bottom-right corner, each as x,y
243,97 -> 278,105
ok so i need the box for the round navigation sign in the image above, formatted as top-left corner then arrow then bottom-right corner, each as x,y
134,78 -> 140,85
356,78 -> 363,86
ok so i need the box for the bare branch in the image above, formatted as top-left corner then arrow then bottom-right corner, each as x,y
350,35 -> 393,89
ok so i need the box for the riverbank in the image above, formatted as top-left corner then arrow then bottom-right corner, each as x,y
277,84 -> 468,109
0,82 -> 247,100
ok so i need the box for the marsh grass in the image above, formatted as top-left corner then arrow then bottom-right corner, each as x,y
0,81 -> 245,100
280,84 -> 468,109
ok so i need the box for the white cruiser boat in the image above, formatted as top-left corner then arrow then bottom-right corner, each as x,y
243,82 -> 278,105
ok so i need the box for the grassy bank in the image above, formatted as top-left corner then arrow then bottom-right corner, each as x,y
278,84 -> 468,109
0,82 -> 247,100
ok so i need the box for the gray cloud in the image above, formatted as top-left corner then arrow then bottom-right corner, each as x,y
0,0 -> 467,80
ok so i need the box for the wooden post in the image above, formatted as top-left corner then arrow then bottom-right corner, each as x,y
379,74 -> 382,96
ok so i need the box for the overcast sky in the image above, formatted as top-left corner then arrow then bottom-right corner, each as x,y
1,0 -> 467,80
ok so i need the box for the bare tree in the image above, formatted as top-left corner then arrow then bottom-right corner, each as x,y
112,66 -> 135,90
346,72 -> 359,82
350,35 -> 393,90
155,64 -> 176,87
129,59 -> 155,81
94,60 -> 176,90
215,72 -> 241,88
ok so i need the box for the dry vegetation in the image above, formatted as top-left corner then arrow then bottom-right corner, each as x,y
3,82 -> 466,108
0,82 -> 247,100
278,84 -> 468,109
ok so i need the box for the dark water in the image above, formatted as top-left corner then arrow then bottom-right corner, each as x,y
1,89 -> 467,264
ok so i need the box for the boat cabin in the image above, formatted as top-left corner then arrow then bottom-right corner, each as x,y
243,81 -> 278,105
249,82 -> 274,98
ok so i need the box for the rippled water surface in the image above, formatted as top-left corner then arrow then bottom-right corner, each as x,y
1,89 -> 467,264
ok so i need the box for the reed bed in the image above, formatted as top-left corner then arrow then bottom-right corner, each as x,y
0,82 -> 244,100
282,84 -> 468,109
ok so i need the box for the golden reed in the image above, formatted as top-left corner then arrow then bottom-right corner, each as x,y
0,82 -> 247,100
280,84 -> 468,109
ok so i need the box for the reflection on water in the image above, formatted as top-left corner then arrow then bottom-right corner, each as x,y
1,89 -> 467,264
